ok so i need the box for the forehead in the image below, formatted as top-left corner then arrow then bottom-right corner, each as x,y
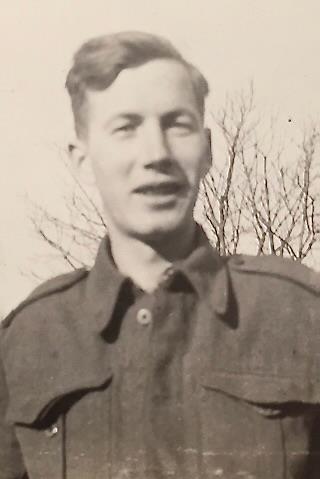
86,59 -> 200,121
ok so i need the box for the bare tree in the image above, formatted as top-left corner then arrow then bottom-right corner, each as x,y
29,162 -> 106,274
200,85 -> 258,255
241,128 -> 320,260
199,87 -> 320,261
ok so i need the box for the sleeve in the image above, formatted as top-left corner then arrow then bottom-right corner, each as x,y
0,338 -> 28,479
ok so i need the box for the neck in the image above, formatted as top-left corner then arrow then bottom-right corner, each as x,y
108,223 -> 197,292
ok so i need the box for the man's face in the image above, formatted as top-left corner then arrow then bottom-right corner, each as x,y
77,59 -> 210,241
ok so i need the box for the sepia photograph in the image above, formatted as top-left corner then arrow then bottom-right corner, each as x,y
1,1 -> 320,478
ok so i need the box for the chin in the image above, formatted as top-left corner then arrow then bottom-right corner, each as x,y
131,216 -> 194,242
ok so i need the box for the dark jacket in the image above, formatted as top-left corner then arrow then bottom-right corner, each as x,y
1,238 -> 320,479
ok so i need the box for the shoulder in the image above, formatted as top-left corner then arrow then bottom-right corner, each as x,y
1,268 -> 89,329
227,254 -> 320,295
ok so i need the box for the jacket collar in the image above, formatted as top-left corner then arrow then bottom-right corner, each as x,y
86,229 -> 230,334
84,237 -> 128,334
177,230 -> 230,317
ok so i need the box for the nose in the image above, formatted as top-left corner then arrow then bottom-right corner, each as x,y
142,120 -> 172,168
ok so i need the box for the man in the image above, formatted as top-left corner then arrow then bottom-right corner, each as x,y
1,31 -> 320,479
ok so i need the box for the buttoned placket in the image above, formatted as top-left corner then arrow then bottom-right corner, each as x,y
108,273 -> 199,478
109,290 -> 155,478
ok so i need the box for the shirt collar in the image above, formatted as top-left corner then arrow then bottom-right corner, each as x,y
85,228 -> 230,334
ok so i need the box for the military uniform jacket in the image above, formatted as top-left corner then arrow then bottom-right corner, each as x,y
1,236 -> 320,479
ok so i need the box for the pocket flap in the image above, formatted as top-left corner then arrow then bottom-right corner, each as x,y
201,371 -> 320,405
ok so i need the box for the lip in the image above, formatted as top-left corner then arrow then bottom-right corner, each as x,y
133,181 -> 185,196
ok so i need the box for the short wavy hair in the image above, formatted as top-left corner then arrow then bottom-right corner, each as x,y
66,31 -> 209,138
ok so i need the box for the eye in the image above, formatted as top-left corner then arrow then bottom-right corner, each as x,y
173,120 -> 192,129
113,123 -> 136,135
167,115 -> 196,134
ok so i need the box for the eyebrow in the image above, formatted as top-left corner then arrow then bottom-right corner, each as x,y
105,113 -> 141,127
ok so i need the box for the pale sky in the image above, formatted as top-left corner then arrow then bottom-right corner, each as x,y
1,0 -> 320,313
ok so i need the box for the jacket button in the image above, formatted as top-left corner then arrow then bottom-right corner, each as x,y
136,308 -> 152,326
162,266 -> 175,282
213,469 -> 223,476
45,424 -> 59,438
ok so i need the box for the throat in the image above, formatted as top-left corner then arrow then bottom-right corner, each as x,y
110,239 -> 173,293
108,227 -> 197,292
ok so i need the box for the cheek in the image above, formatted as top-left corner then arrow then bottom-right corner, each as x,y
170,132 -> 207,156
173,140 -> 208,179
89,154 -> 118,199
89,146 -> 119,180
90,138 -> 135,176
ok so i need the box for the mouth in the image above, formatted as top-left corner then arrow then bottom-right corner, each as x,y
133,181 -> 185,196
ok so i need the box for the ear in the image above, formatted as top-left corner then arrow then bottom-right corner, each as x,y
68,139 -> 87,169
205,128 -> 212,160
203,127 -> 212,173
68,139 -> 96,188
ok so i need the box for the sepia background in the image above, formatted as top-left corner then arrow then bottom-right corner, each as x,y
1,0 -> 320,315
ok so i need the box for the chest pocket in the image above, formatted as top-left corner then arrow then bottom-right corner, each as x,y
197,371 -> 320,479
15,415 -> 65,479
12,385 -> 113,479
